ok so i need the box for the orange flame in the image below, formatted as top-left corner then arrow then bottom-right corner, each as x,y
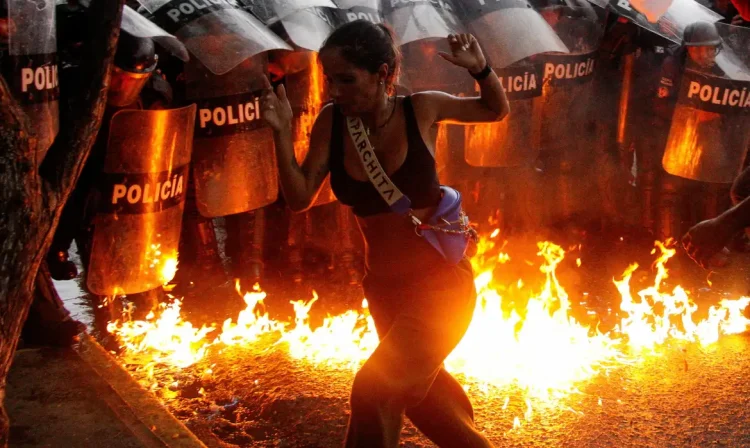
293,53 -> 325,163
107,299 -> 215,368
615,240 -> 750,348
108,234 -> 750,423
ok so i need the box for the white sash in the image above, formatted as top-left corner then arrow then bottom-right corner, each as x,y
345,116 -> 412,212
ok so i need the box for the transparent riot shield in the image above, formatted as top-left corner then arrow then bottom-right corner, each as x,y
6,0 -> 58,164
536,4 -> 605,222
387,0 -> 471,94
271,0 -> 337,18
384,0 -> 463,46
332,0 -> 382,25
186,56 -> 279,217
138,0 -> 291,75
275,6 -> 337,51
398,38 -> 475,94
245,0 -> 338,51
662,24 -> 750,183
237,0 -> 277,23
465,59 -> 543,167
121,5 -> 189,62
87,104 -> 196,296
457,0 -> 568,68
608,0 -> 722,45
538,4 -> 604,153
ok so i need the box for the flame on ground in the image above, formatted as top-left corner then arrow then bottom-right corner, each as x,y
445,241 -> 623,400
107,299 -> 215,368
615,240 -> 750,348
108,234 -> 750,419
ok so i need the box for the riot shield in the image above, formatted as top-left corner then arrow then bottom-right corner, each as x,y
285,53 -> 337,206
332,0 -> 383,25
138,0 -> 291,75
662,24 -> 750,183
238,0 -> 277,22
242,0 -> 338,51
457,0 -> 568,69
715,23 -> 750,81
5,0 -> 58,164
536,4 -> 605,222
465,59 -> 543,166
398,38 -> 475,94
608,0 -> 722,45
276,6 -> 337,51
384,0 -> 463,46
272,0 -> 337,18
121,5 -> 189,62
386,0 -> 471,94
87,105 -> 196,296
186,56 -> 279,217
538,4 -> 603,152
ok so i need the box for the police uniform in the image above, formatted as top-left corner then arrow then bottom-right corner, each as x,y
626,28 -> 681,237
48,30 -> 173,318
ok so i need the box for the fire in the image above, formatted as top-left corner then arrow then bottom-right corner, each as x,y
107,233 -> 750,423
292,52 -> 335,205
107,299 -> 215,368
217,281 -> 283,346
160,255 -> 178,284
446,241 -> 622,399
615,240 -> 750,348
293,52 -> 324,162
144,243 -> 178,285
281,296 -> 378,371
465,121 -> 508,166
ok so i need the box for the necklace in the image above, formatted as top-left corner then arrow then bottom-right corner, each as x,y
365,96 -> 396,136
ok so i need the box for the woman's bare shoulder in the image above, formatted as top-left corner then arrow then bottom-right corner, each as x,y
310,102 -> 336,140
409,91 -> 451,125
410,90 -> 452,107
315,102 -> 335,125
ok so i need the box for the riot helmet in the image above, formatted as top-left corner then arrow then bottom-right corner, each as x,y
683,21 -> 722,46
683,21 -> 721,68
108,30 -> 157,107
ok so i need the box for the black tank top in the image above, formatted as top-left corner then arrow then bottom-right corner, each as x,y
329,96 -> 442,217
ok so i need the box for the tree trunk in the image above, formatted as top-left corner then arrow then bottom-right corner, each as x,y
0,1 -> 124,445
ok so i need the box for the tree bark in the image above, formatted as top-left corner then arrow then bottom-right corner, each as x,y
0,1 -> 124,445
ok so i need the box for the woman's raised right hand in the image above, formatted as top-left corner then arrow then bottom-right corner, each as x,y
260,75 -> 293,133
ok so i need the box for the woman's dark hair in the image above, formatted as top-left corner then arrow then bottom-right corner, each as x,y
320,20 -> 401,89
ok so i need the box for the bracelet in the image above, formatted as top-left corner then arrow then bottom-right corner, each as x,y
470,64 -> 492,81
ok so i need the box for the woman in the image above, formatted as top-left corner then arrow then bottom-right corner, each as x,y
261,20 -> 508,448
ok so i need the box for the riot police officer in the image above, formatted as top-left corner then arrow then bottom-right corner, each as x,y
660,21 -> 733,248
623,22 -> 681,239
46,29 -> 173,318
47,29 -> 165,275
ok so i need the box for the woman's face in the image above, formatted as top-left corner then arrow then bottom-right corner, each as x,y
320,47 -> 383,116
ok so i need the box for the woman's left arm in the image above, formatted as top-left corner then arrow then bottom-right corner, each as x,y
413,33 -> 510,125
